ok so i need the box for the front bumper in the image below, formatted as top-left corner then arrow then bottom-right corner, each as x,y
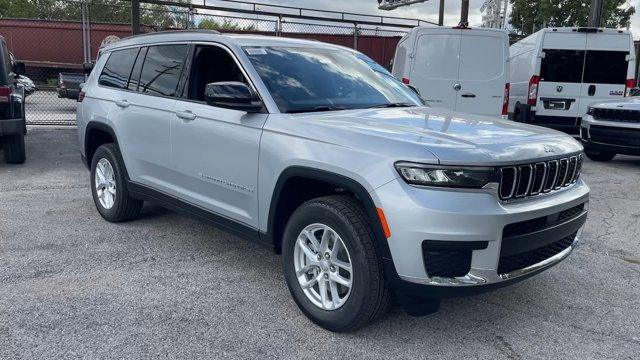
0,118 -> 25,137
374,177 -> 589,299
581,115 -> 640,156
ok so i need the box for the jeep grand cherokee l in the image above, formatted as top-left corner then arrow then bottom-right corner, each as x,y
581,98 -> 640,161
77,31 -> 590,332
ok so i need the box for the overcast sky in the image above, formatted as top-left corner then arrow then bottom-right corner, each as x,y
252,0 -> 640,38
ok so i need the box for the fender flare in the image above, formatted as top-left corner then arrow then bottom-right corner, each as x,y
263,166 -> 394,263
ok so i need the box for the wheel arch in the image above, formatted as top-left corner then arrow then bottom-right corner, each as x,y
84,121 -> 118,169
264,166 -> 392,262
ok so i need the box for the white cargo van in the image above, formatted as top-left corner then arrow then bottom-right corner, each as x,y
509,27 -> 636,135
392,26 -> 510,116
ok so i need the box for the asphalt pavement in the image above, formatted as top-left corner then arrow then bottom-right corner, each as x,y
1,129 -> 639,359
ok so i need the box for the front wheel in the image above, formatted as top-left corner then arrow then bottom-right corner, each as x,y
282,196 -> 391,332
585,150 -> 616,162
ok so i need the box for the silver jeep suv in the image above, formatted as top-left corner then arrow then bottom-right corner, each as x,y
77,31 -> 590,332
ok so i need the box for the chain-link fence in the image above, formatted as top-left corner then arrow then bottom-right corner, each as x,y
2,0 -> 421,126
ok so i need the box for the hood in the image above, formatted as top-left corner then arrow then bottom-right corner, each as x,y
290,106 -> 583,165
591,97 -> 640,111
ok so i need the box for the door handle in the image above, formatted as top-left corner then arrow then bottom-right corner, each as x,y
115,99 -> 130,108
461,93 -> 476,98
175,110 -> 196,121
588,85 -> 596,96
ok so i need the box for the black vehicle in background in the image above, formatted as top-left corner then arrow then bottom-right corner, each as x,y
0,35 -> 27,164
57,72 -> 85,100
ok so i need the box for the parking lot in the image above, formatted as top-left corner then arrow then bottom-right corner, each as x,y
1,128 -> 639,359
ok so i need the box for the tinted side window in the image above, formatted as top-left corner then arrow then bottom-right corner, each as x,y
138,45 -> 188,97
540,49 -> 584,83
98,48 -> 139,89
127,47 -> 147,91
583,51 -> 628,84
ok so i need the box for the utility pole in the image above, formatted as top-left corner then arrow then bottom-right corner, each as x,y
131,0 -> 141,35
438,0 -> 445,26
588,0 -> 604,28
460,0 -> 469,25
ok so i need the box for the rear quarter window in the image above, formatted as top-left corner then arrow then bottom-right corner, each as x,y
98,48 -> 139,89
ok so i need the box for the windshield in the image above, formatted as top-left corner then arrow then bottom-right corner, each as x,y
354,52 -> 424,105
244,46 -> 422,113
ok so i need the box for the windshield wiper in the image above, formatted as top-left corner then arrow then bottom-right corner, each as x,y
286,106 -> 348,114
366,102 -> 415,109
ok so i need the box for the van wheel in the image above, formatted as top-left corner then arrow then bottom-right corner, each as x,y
585,150 -> 616,162
514,104 -> 531,123
513,108 -> 521,122
282,195 -> 391,332
90,143 -> 143,222
2,134 -> 26,164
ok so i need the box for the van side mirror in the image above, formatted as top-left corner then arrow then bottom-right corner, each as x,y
204,82 -> 263,113
12,62 -> 25,76
83,62 -> 94,74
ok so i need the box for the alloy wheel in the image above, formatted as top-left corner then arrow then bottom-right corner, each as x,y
293,223 -> 353,310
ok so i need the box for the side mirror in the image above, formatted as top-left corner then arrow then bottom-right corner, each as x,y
13,62 -> 25,76
82,62 -> 94,74
204,82 -> 263,113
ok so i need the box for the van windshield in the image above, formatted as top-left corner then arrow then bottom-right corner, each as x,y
244,46 -> 422,113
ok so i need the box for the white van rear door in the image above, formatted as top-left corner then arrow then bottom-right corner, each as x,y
578,33 -> 631,117
410,30 -> 461,110
537,32 -> 586,121
456,30 -> 507,116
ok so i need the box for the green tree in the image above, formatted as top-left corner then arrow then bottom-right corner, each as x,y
197,18 -> 256,31
0,0 -> 190,29
509,0 -> 635,36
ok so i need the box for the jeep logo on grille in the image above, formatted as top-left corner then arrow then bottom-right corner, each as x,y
556,86 -> 563,93
543,146 -> 556,154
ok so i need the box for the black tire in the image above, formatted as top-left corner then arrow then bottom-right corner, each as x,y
585,150 -> 616,162
513,103 -> 532,123
513,107 -> 521,122
90,143 -> 143,222
282,195 -> 391,332
2,134 -> 26,164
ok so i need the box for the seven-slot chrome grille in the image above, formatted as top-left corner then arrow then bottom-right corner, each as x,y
589,107 -> 640,123
498,154 -> 583,201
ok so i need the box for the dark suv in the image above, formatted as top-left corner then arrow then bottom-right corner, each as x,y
0,35 -> 26,164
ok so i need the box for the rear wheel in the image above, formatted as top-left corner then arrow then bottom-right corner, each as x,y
2,134 -> 26,164
282,195 -> 391,332
90,143 -> 143,222
585,150 -> 616,162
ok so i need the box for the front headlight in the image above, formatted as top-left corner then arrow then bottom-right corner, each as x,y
394,162 -> 496,188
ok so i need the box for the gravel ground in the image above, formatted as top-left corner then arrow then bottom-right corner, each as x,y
1,129 -> 639,359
